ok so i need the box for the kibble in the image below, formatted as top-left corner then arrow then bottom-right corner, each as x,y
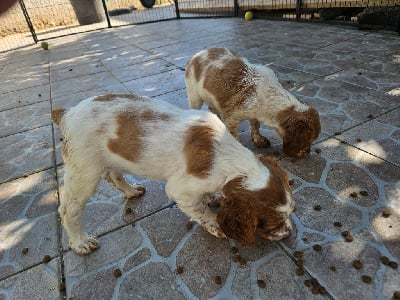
176,266 -> 184,274
214,276 -> 222,285
231,247 -> 238,254
342,230 -> 350,237
388,261 -> 398,269
296,268 -> 304,276
240,257 -> 247,266
125,207 -> 132,214
345,235 -> 354,242
334,132 -> 341,135
294,251 -> 303,258
288,179 -> 295,186
21,247 -> 29,255
42,255 -> 51,263
380,256 -> 390,265
352,260 -> 363,270
113,268 -> 122,278
313,205 -> 322,211
232,255 -> 241,262
367,114 -> 373,119
313,244 -> 322,252
359,190 -> 369,196
296,259 -> 304,267
350,192 -> 357,198
334,221 -> 342,227
311,285 -> 320,294
257,279 -> 266,288
357,72 -> 363,75
330,266 -> 337,272
393,291 -> 400,299
315,148 -> 321,154
311,278 -> 319,286
58,282 -> 66,291
382,210 -> 391,218
361,275 -> 372,284
304,280 -> 311,287
185,222 -> 193,230
356,138 -> 362,142
319,286 -> 327,295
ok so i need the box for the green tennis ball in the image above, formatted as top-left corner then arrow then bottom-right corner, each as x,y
245,11 -> 253,21
41,41 -> 49,50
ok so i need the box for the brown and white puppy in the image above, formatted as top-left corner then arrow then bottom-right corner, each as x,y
185,48 -> 321,158
52,93 -> 295,255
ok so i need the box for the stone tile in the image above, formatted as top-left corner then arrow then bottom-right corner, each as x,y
338,109 -> 400,165
372,208 -> 400,259
292,78 -> 399,135
0,101 -> 51,137
51,71 -> 122,98
0,84 -> 50,112
382,267 -> 400,300
0,126 -> 53,183
49,49 -> 100,71
50,60 -> 107,83
0,258 -> 61,300
119,263 -> 186,299
177,227 -> 231,299
294,187 -> 362,236
64,225 -> 141,278
156,88 -> 190,109
280,153 -> 327,184
0,64 -> 49,94
123,69 -> 186,97
96,46 -> 159,69
123,248 -> 151,271
302,242 -> 381,299
110,59 -> 176,83
257,254 -> 327,299
140,206 -> 190,257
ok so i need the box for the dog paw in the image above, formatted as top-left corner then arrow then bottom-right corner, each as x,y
126,184 -> 146,198
252,136 -> 271,148
73,236 -> 99,256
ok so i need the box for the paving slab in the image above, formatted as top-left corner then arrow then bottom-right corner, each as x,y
0,17 -> 399,300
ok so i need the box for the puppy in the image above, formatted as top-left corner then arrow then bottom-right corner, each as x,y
185,48 -> 321,158
52,93 -> 294,256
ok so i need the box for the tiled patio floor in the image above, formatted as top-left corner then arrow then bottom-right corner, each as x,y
0,18 -> 399,299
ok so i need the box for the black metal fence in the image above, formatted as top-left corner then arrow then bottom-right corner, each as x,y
0,0 -> 398,52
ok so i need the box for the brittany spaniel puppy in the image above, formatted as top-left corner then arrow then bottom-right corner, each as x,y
185,48 -> 321,158
52,93 -> 294,256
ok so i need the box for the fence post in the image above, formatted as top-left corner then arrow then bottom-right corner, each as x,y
19,0 -> 37,43
295,0 -> 302,20
234,0 -> 239,17
174,0 -> 180,19
101,0 -> 112,28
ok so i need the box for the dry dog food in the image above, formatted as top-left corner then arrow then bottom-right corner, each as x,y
334,222 -> 342,227
214,276 -> 222,285
42,255 -> 51,263
350,192 -> 358,198
176,266 -> 184,274
394,291 -> 400,299
389,261 -> 398,269
315,148 -> 321,154
330,266 -> 337,272
113,268 -> 122,278
257,280 -> 266,288
125,207 -> 132,214
296,259 -> 304,267
231,247 -> 238,254
294,251 -> 303,258
361,275 -> 372,284
296,268 -> 305,276
314,205 -> 322,211
185,222 -> 193,230
304,280 -> 311,287
359,190 -> 369,196
380,256 -> 390,265
21,248 -> 29,255
382,210 -> 391,218
352,260 -> 363,269
58,282 -> 66,291
313,245 -> 322,252
232,255 -> 241,262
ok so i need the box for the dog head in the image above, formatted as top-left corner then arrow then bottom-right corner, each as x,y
217,156 -> 294,245
277,106 -> 321,158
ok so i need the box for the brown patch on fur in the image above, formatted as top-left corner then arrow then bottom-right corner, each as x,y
203,57 -> 256,113
206,48 -> 228,61
51,108 -> 66,126
185,55 -> 202,82
217,156 -> 292,245
93,93 -> 143,102
183,125 -> 215,178
276,106 -> 321,158
140,109 -> 170,121
107,111 -> 143,162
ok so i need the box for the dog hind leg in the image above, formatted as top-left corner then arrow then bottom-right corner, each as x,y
102,170 -> 145,198
249,119 -> 271,148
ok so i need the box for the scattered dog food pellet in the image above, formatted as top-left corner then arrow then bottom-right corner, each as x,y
42,255 -> 51,263
393,291 -> 400,299
313,244 -> 322,252
334,132 -> 341,136
296,259 -> 304,267
59,138 -> 63,142
231,247 -> 238,254
58,282 -> 66,291
21,247 -> 29,255
176,266 -> 184,274
296,268 -> 304,276
315,148 -> 321,154
288,179 -> 295,186
382,210 -> 391,218
125,207 -> 132,214
345,235 -> 354,242
302,237 -> 309,243
311,285 -> 320,294
361,275 -> 372,284
356,138 -> 362,142
367,114 -> 373,119
359,190 -> 369,196
38,94 -> 42,97
185,222 -> 193,230
240,257 -> 247,266
334,221 -> 342,227
389,261 -> 398,269
330,266 -> 337,272
304,280 -> 311,287
350,192 -> 358,198
311,278 -> 319,287
257,279 -> 266,288
357,72 -> 363,75
319,286 -> 327,295
232,255 -> 241,262
381,256 -> 390,265
352,260 -> 363,269
294,251 -> 303,258
113,268 -> 122,278
214,276 -> 222,285
69,68 -> 73,71
313,205 -> 322,211
342,231 -> 350,237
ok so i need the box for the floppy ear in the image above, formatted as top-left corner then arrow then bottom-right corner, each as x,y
217,177 -> 257,245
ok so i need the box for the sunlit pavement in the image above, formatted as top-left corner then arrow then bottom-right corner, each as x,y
0,18 -> 399,299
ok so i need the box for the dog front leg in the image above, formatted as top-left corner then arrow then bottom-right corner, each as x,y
249,119 -> 271,148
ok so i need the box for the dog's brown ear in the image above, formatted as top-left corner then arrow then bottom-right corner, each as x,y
217,201 -> 257,245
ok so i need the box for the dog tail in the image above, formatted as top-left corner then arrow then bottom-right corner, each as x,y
51,108 -> 67,127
